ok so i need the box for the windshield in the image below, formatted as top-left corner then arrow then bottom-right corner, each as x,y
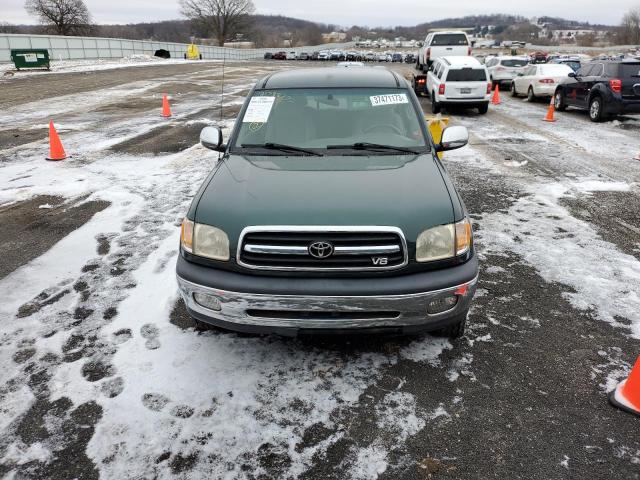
539,65 -> 573,76
501,59 -> 528,67
431,34 -> 468,46
233,88 -> 428,154
446,68 -> 487,81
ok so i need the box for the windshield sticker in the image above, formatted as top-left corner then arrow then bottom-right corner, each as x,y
370,93 -> 409,106
243,96 -> 275,123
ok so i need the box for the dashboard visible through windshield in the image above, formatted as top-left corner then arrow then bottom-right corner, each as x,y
232,88 -> 429,155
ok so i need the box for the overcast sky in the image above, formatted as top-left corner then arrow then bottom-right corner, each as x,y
1,0 -> 635,27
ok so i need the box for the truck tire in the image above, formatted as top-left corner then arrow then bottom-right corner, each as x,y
478,103 -> 489,114
589,95 -> 606,122
431,93 -> 441,114
434,310 -> 468,339
554,89 -> 567,111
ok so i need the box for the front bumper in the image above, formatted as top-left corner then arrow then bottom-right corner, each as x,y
176,254 -> 478,336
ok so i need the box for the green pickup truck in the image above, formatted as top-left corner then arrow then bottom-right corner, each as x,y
176,67 -> 478,338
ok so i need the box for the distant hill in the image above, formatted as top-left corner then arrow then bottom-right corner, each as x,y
0,13 -> 618,47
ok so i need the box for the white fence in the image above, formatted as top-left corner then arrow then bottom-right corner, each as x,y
0,33 -> 354,63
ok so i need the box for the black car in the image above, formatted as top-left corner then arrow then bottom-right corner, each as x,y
405,53 -> 416,64
263,52 -> 273,60
554,60 -> 640,121
392,53 -> 403,63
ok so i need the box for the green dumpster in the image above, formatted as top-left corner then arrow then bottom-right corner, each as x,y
10,49 -> 50,71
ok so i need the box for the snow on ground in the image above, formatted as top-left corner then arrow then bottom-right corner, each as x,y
0,55 -> 223,77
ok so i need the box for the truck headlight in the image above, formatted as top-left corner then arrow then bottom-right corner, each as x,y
194,223 -> 230,261
416,218 -> 472,262
180,218 -> 230,261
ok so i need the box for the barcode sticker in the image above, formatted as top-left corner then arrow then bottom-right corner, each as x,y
370,94 -> 409,106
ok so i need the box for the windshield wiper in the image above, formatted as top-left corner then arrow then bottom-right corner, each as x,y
241,143 -> 323,156
326,142 -> 419,154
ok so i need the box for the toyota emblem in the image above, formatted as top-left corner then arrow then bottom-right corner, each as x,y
308,241 -> 334,259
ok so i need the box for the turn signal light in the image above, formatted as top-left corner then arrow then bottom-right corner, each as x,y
181,218 -> 194,253
455,218 -> 472,256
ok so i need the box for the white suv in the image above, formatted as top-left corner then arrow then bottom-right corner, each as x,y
426,56 -> 492,114
417,31 -> 471,72
485,56 -> 529,88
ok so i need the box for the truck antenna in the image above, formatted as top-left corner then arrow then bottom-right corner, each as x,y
219,49 -> 226,122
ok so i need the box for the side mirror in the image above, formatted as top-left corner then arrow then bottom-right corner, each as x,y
200,126 -> 224,151
436,126 -> 468,152
568,72 -> 577,78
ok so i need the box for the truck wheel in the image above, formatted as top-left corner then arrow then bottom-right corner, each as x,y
478,103 -> 489,114
434,310 -> 468,339
589,95 -> 606,122
554,90 -> 567,111
431,94 -> 441,114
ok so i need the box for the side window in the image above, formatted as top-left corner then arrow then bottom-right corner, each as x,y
437,65 -> 445,80
577,64 -> 594,76
591,63 -> 604,77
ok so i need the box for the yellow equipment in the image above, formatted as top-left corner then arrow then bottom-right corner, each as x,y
425,115 -> 450,159
186,44 -> 200,60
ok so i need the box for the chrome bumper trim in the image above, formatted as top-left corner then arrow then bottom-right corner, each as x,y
177,275 -> 478,330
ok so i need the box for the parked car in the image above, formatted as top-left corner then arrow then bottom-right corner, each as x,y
377,52 -> 389,62
330,50 -> 346,61
417,30 -> 471,72
511,63 -> 574,101
392,53 -> 403,63
336,61 -> 365,68
272,51 -> 287,60
286,51 -> 296,60
296,52 -> 310,61
365,52 -> 376,62
550,58 -> 581,72
485,56 -> 529,88
529,51 -> 549,64
404,53 -> 416,64
346,51 -> 362,61
554,59 -> 640,121
177,67 -> 478,338
317,50 -> 330,61
263,52 -> 273,60
426,56 -> 491,114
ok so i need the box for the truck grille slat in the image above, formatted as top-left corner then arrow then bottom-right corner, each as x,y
238,227 -> 408,271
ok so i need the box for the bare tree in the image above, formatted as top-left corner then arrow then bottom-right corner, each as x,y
180,0 -> 254,46
24,0 -> 93,36
619,7 -> 640,45
0,22 -> 19,34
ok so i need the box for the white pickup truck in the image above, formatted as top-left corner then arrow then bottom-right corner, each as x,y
417,31 -> 471,72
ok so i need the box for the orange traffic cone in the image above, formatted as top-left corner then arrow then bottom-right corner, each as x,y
609,356 -> 640,417
491,85 -> 501,105
543,96 -> 556,122
162,94 -> 172,118
46,121 -> 67,161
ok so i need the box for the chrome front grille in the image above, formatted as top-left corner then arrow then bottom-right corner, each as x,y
237,226 -> 408,271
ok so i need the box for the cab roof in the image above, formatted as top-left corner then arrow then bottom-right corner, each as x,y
440,56 -> 483,67
257,67 -> 404,90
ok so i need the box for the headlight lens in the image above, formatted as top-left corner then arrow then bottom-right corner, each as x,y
416,224 -> 455,262
193,223 -> 230,261
180,218 -> 230,261
416,218 -> 472,262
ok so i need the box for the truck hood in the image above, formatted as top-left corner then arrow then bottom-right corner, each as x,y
194,153 -> 455,249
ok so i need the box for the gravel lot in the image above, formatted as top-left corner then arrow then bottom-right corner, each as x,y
0,59 -> 639,479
